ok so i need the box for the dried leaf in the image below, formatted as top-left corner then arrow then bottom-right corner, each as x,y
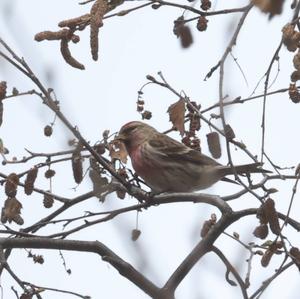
167,98 -> 186,136
89,169 -> 109,201
109,139 -> 128,163
1,197 -> 24,225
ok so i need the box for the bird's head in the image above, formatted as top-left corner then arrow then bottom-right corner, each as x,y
117,121 -> 157,152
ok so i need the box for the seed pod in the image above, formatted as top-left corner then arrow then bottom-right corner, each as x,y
197,16 -> 208,32
58,14 -> 90,29
261,249 -> 274,267
289,83 -> 300,103
137,105 -> 144,112
72,143 -> 83,184
291,70 -> 300,82
189,114 -> 201,133
233,232 -> 240,239
200,0 -> 211,11
293,50 -> 300,70
35,29 -> 70,41
282,23 -> 300,52
60,38 -> 85,70
94,143 -> 106,155
190,137 -> 201,151
44,125 -> 53,137
0,81 -> 7,100
151,3 -> 161,9
173,17 -> 193,48
290,247 -> 300,268
5,173 -> 19,197
179,25 -> 193,48
142,110 -> 152,120
43,193 -> 54,208
253,224 -> 269,239
90,0 -> 109,61
263,198 -> 281,235
24,167 -> 38,195
12,87 -> 19,96
224,124 -> 235,140
0,100 -> 3,127
206,132 -> 221,159
116,190 -> 126,199
44,169 -> 56,179
137,99 -> 145,105
131,229 -> 141,241
33,254 -> 44,264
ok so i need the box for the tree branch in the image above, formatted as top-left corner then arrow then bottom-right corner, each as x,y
0,237 -> 161,298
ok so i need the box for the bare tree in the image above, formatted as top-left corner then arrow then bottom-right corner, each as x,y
0,0 -> 300,298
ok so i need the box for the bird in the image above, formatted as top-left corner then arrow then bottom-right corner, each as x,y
117,121 -> 269,193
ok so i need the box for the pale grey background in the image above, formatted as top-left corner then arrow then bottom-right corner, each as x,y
0,0 -> 299,298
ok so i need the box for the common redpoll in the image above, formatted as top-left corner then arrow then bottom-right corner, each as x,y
117,121 -> 269,193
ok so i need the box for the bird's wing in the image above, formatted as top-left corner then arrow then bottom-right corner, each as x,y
148,133 -> 220,166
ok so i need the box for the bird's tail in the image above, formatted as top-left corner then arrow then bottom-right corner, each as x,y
217,162 -> 270,177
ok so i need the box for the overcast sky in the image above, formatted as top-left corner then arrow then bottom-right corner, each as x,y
0,0 -> 299,298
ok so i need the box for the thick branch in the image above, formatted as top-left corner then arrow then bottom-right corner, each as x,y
0,237 -> 160,298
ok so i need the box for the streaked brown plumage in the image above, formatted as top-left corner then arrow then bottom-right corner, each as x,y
117,121 -> 269,193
